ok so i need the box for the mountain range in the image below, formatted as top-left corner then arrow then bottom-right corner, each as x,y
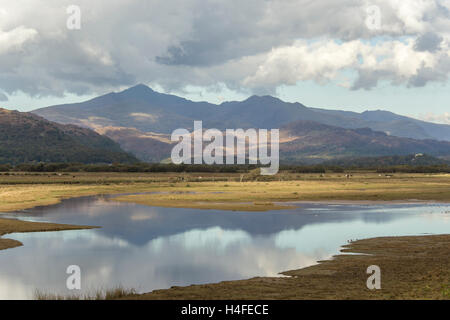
34,84 -> 450,141
0,108 -> 137,164
30,84 -> 450,163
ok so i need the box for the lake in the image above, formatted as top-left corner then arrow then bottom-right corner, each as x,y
0,195 -> 449,299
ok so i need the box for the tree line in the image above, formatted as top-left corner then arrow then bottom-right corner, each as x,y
0,162 -> 448,173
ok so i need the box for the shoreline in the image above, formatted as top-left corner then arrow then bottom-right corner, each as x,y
0,217 -> 97,251
113,196 -> 450,212
288,199 -> 450,205
126,234 -> 450,300
1,172 -> 449,250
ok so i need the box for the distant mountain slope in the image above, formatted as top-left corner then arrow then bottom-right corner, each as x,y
69,119 -> 450,164
0,108 -> 138,164
280,121 -> 450,162
32,84 -> 221,133
32,84 -> 450,142
311,108 -> 450,141
322,154 -> 449,168
95,126 -> 174,163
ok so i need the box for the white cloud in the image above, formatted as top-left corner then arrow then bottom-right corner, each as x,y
418,112 -> 450,124
0,26 -> 37,54
242,38 -> 449,90
243,40 -> 361,88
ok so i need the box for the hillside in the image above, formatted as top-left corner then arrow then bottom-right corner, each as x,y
32,84 -> 220,133
33,84 -> 450,141
0,108 -> 138,164
30,84 -> 450,163
280,121 -> 450,162
69,119 -> 450,164
95,126 -> 174,163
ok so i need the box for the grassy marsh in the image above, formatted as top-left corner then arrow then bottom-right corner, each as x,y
126,234 -> 450,300
112,173 -> 450,210
1,172 -> 449,213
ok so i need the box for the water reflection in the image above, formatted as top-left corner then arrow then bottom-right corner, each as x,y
0,196 -> 449,299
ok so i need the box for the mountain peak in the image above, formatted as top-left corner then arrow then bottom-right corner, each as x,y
122,83 -> 154,94
361,109 -> 408,122
244,95 -> 283,104
362,110 -> 394,115
113,84 -> 158,102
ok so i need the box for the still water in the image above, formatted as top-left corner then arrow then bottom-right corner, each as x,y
0,195 -> 449,299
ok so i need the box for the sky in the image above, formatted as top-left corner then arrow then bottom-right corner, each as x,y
0,0 -> 449,124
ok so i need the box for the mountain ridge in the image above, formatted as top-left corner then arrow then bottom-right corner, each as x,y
32,84 -> 450,142
280,120 -> 450,162
29,84 -> 450,163
71,119 -> 450,163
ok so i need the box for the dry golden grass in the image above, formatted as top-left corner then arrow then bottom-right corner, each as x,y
126,235 -> 450,300
0,172 -> 449,212
113,173 -> 450,210
34,286 -> 136,300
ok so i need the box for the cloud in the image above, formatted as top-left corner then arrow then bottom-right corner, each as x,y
417,112 -> 450,124
414,32 -> 444,52
242,38 -> 449,90
0,26 -> 37,54
0,0 -> 450,97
